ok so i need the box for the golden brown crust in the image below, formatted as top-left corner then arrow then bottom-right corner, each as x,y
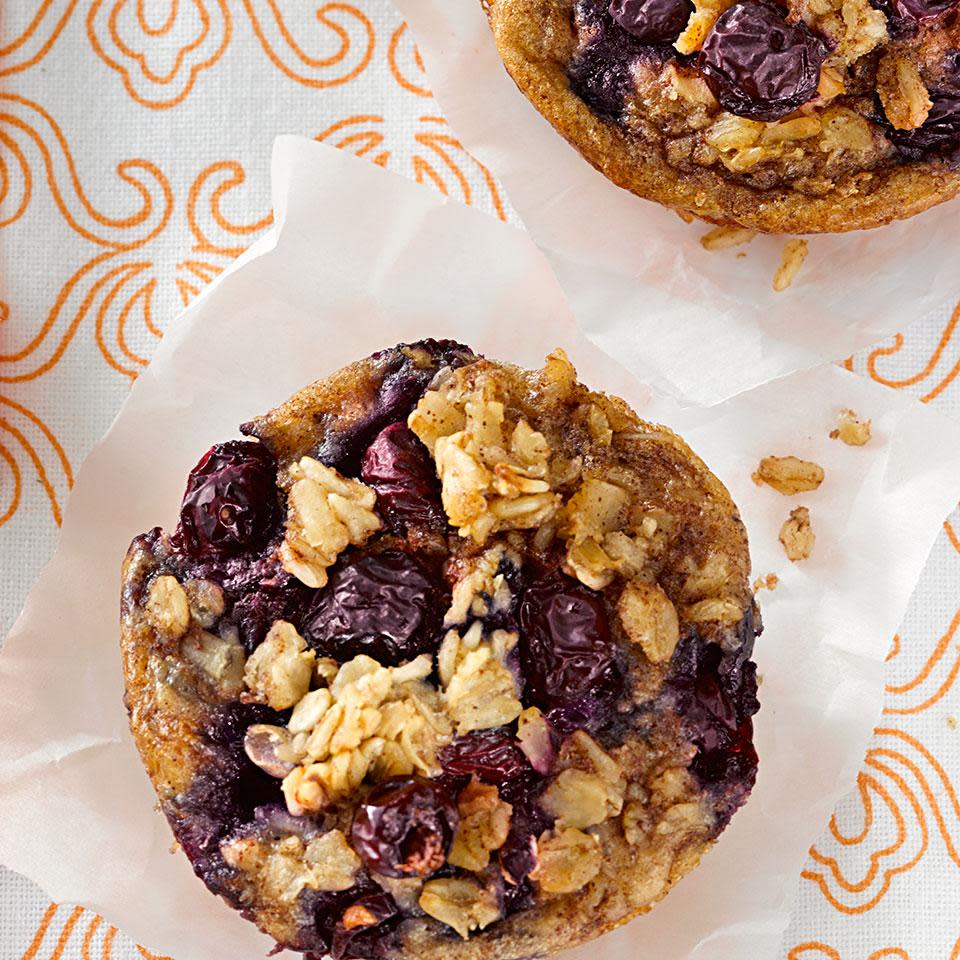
486,0 -> 960,233
120,540 -> 204,803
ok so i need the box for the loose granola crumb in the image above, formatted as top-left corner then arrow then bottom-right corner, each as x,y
830,408 -> 872,446
773,239 -> 809,292
699,225 -> 757,251
780,506 -> 815,561
753,455 -> 825,495
947,715 -> 957,730
752,573 -> 780,592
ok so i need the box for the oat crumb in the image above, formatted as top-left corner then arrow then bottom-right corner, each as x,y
780,507 -> 815,562
752,573 -> 779,592
676,209 -> 695,224
773,239 -> 809,292
947,715 -> 958,731
700,225 -> 757,251
830,408 -> 872,446
753,455 -> 825,495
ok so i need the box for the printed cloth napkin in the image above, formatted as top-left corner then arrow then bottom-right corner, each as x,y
0,2 -> 959,959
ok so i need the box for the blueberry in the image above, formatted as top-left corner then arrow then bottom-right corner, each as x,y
170,702 -> 286,892
176,441 -> 278,558
299,873 -> 380,955
231,575 -> 313,653
698,1 -> 828,121
517,574 -> 622,729
310,340 -> 477,474
350,777 -> 459,879
498,794 -> 552,898
302,551 -> 445,665
609,0 -> 694,43
361,422 -> 445,532
666,617 -> 760,825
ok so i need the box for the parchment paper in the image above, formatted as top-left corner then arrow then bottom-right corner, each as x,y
392,0 -> 960,405
1,138 -> 959,960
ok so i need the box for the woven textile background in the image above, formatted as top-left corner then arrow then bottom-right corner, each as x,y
0,2 -> 959,958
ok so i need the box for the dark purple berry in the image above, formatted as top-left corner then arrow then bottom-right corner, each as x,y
945,50 -> 960,88
568,38 -> 671,118
889,0 -> 957,21
171,702 -> 286,891
518,574 -> 621,728
440,730 -> 531,784
886,92 -> 960,166
498,831 -> 539,888
497,794 -> 552,902
306,340 -> 477,474
609,0 -> 694,43
231,576 -> 313,653
301,874 -> 380,955
176,441 -> 278,558
302,552 -> 445,666
361,422 -> 444,531
351,777 -> 459,879
699,2 -> 828,122
331,893 -> 401,960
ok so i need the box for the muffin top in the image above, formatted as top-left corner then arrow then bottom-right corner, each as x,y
487,0 -> 960,231
120,340 -> 760,960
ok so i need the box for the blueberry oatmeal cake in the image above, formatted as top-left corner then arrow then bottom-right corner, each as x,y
120,340 -> 761,960
485,0 -> 960,231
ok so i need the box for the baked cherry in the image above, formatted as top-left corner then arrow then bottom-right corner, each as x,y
699,1 -> 828,122
361,422 -> 444,531
302,551 -> 444,665
351,777 -> 459,879
609,0 -> 694,43
440,729 -> 531,784
518,574 -> 621,728
176,441 -> 278,558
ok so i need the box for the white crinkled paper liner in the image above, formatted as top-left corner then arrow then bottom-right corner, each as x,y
392,0 -> 960,405
0,138 -> 959,960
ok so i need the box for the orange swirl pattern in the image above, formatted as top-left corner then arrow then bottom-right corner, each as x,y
843,302 -> 960,404
241,0 -> 375,89
787,945 -> 960,960
387,21 -> 430,98
1,2 -> 958,958
86,0 -> 232,109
